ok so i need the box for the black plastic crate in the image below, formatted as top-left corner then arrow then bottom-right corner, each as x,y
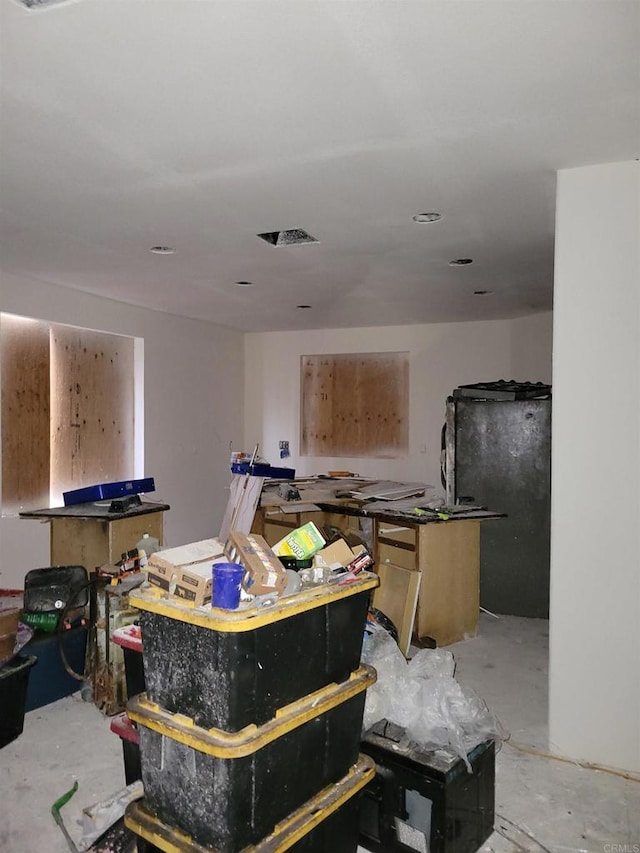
360,720 -> 495,853
125,754 -> 375,853
130,574 -> 377,732
0,655 -> 37,748
127,666 -> 375,853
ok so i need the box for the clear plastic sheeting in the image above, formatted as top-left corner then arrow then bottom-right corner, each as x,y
361,626 -> 502,771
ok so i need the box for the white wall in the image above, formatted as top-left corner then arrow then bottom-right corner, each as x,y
510,312 -> 553,385
0,272 -> 244,589
550,161 -> 640,772
245,315 -> 552,491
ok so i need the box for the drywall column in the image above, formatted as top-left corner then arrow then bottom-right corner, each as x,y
550,161 -> 640,772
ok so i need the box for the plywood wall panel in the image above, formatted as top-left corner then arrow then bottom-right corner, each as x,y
1,316 -> 50,512
50,326 -> 134,499
301,352 -> 409,458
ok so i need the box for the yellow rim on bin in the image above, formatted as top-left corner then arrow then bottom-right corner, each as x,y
129,572 -> 379,632
124,754 -> 376,853
127,664 -> 376,758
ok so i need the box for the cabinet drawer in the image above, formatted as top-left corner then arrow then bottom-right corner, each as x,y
375,524 -> 416,547
377,540 -> 417,571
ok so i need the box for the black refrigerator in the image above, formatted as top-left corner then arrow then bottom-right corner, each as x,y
444,381 -> 552,618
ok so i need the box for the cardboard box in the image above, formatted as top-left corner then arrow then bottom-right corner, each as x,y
272,521 -> 325,560
314,538 -> 357,568
171,561 -> 213,606
224,532 -> 287,596
147,538 -> 224,575
145,561 -> 173,593
314,539 -> 374,574
146,539 -> 224,606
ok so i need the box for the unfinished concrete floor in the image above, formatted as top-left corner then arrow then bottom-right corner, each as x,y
1,614 -> 638,853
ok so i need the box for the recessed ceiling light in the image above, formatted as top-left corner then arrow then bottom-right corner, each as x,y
412,212 -> 442,223
474,290 -> 493,295
150,246 -> 176,255
235,281 -> 254,287
297,305 -> 312,309
449,258 -> 473,266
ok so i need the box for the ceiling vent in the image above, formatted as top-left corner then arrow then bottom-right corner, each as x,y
257,229 -> 318,247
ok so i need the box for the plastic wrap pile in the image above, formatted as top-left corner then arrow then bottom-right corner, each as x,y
361,626 -> 502,771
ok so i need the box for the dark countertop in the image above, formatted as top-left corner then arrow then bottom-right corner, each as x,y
314,501 -> 504,526
20,500 -> 170,522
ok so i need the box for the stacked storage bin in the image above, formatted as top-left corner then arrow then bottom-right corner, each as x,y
124,574 -> 378,853
110,624 -> 164,853
110,624 -> 145,783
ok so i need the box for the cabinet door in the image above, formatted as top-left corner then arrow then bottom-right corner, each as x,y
414,521 -> 480,647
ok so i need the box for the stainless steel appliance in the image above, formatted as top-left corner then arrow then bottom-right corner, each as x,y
444,381 -> 552,618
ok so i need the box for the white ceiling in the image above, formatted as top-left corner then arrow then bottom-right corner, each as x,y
1,1 -> 638,333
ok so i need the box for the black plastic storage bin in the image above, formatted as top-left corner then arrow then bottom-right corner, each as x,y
109,714 -> 162,853
125,754 -> 376,853
0,655 -> 37,748
112,624 -> 145,698
130,573 -> 377,732
110,712 -> 141,785
359,720 -> 495,853
127,666 -> 375,853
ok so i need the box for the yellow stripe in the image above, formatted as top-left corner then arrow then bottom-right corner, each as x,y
124,754 -> 376,853
127,665 -> 376,758
130,572 -> 378,632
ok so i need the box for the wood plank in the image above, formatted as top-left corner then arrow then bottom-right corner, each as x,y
373,563 -> 421,657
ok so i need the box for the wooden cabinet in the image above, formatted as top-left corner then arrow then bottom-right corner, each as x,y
252,505 -> 482,647
21,503 -> 168,570
374,519 -> 481,647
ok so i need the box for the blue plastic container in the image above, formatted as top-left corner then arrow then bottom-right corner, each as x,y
63,477 -> 155,506
212,563 -> 245,610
